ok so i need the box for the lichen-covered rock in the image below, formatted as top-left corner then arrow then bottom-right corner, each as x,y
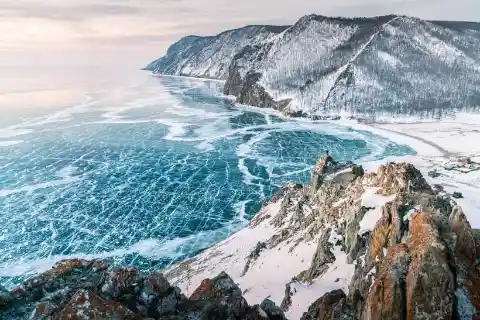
375,162 -> 432,196
363,244 -> 410,320
189,272 -> 250,319
450,207 -> 480,261
406,212 -> 455,320
52,289 -> 139,320
136,271 -> 186,317
102,268 -> 143,299
11,258 -> 109,307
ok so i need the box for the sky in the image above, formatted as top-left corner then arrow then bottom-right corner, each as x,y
1,0 -> 479,69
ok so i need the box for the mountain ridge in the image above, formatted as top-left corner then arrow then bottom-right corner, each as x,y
146,14 -> 480,120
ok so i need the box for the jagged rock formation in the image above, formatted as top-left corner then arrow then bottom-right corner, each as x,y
2,156 -> 479,319
147,14 -> 480,120
0,260 -> 285,319
162,155 -> 480,319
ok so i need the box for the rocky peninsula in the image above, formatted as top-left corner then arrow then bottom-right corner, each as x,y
1,153 -> 479,319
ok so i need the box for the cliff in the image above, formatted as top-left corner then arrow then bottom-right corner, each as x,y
146,14 -> 480,120
2,157 -> 479,319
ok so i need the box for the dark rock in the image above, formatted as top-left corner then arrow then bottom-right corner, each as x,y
0,285 -> 14,309
224,66 -> 292,112
14,258 -> 108,304
52,289 -> 139,320
300,289 -> 353,320
101,267 -> 143,312
433,184 -> 444,193
189,272 -> 249,319
453,191 -> 464,199
280,281 -> 294,312
137,271 -> 186,317
242,242 -> 267,276
351,165 -> 364,177
345,206 -> 371,263
101,267 -> 143,299
260,298 -> 287,320
428,169 -> 441,178
297,229 -> 336,283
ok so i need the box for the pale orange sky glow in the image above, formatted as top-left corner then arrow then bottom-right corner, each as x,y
1,0 -> 479,68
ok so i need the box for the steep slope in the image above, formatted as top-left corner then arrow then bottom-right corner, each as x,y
225,15 -> 480,119
145,25 -> 289,80
147,14 -> 480,120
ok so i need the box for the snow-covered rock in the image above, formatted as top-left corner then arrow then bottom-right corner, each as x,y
144,25 -> 289,80
147,14 -> 480,120
163,156 -> 480,319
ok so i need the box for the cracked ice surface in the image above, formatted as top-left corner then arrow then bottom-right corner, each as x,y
0,76 -> 415,288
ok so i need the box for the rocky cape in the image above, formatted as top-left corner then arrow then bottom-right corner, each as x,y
145,14 -> 480,121
2,156 -> 480,319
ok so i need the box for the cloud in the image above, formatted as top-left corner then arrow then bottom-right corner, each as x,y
1,0 -> 479,67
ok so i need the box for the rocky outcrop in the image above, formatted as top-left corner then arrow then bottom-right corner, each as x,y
374,162 -> 432,196
297,229 -> 335,284
300,289 -> 354,320
3,156 -> 480,319
51,290 -> 138,320
223,67 -> 292,111
0,261 -> 284,319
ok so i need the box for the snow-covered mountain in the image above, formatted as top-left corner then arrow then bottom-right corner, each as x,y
144,25 -> 289,80
146,15 -> 480,120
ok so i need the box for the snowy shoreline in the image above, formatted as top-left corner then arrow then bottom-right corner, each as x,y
163,112 -> 480,319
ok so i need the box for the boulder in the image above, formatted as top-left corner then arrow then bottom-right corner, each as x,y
0,285 -> 14,310
102,268 -> 143,300
189,272 -> 250,319
260,298 -> 287,320
352,165 -> 365,177
300,289 -> 354,320
375,162 -> 432,196
137,271 -> 185,317
453,191 -> 463,199
52,289 -> 139,320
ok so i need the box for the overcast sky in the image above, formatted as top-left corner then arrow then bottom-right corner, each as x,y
1,0 -> 479,68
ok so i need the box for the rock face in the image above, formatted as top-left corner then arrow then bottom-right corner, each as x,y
146,14 -> 480,120
0,262 -> 283,319
144,25 -> 289,80
297,229 -> 336,284
300,289 -> 353,320
301,162 -> 480,319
